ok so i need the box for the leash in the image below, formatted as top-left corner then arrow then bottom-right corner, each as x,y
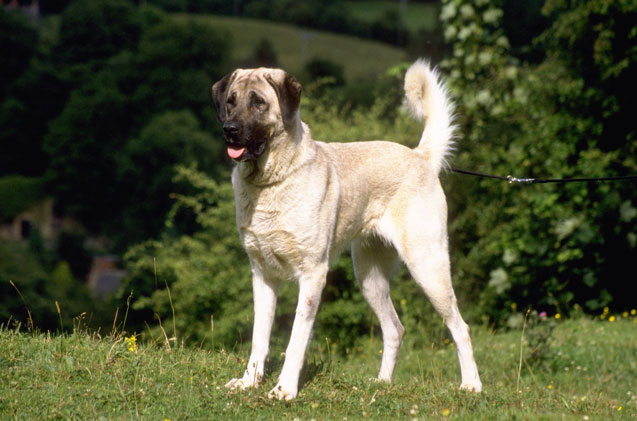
450,167 -> 637,185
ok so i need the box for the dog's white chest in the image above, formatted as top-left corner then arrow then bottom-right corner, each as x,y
237,197 -> 310,280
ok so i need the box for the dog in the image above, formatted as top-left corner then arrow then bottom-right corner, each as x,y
211,59 -> 482,400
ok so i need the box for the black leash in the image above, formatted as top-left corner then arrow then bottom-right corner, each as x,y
450,167 -> 637,185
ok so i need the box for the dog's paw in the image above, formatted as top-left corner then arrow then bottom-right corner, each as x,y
268,383 -> 297,401
459,382 -> 482,393
225,375 -> 259,391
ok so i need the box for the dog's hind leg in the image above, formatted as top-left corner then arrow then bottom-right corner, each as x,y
402,247 -> 481,391
352,238 -> 404,382
389,198 -> 482,392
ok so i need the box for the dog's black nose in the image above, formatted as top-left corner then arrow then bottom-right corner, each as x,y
223,121 -> 239,137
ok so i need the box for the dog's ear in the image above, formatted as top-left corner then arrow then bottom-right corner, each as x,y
265,71 -> 302,128
211,71 -> 236,122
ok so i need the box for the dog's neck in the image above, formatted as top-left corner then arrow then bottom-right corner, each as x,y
235,119 -> 314,187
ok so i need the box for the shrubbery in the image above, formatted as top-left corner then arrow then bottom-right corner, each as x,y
119,0 -> 637,350
440,0 -> 637,325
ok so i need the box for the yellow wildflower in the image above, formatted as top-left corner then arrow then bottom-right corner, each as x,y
554,313 -> 560,320
609,316 -> 615,322
441,408 -> 451,416
631,309 -> 636,316
125,335 -> 137,353
547,384 -> 553,390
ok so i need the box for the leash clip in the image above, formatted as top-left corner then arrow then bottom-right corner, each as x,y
507,175 -> 535,184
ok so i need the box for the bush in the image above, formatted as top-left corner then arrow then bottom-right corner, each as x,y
0,176 -> 45,223
0,7 -> 38,96
44,10 -> 230,246
54,0 -> 142,66
0,242 -> 96,332
440,0 -> 637,325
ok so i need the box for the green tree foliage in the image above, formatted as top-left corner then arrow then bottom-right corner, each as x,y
54,0 -> 142,67
121,166 -> 254,346
0,176 -> 45,223
116,110 -> 221,242
541,0 -> 637,149
133,16 -> 230,128
0,8 -> 61,176
439,0 -> 637,325
43,7 -> 230,246
0,61 -> 69,176
0,7 -> 37,97
2,2 -> 232,332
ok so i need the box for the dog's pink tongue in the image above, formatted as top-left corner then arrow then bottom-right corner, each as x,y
227,146 -> 246,159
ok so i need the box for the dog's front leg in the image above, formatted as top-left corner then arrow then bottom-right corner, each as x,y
226,271 -> 278,391
268,272 -> 327,401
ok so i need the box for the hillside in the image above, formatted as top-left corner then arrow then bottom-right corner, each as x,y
179,14 -> 407,81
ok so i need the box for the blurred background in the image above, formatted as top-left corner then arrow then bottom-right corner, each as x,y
1,0 -> 635,351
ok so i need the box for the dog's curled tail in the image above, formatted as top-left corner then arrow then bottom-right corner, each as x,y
404,59 -> 454,175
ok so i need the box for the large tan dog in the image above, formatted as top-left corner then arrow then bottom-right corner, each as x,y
212,60 -> 482,400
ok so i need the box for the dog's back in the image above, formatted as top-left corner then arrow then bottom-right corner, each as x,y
312,60 -> 455,252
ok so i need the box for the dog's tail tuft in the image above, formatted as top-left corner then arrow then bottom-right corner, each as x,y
404,59 -> 455,175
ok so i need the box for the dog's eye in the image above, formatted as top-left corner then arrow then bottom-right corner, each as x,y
250,92 -> 268,112
226,92 -> 237,108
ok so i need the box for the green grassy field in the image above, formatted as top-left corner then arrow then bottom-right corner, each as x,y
344,1 -> 440,33
180,14 -> 407,81
2,317 -> 635,419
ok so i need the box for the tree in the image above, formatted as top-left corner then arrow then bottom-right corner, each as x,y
121,166 -> 255,346
0,61 -> 70,176
0,7 -> 37,97
116,110 -> 222,242
439,0 -> 637,325
44,10 -> 230,246
54,0 -> 142,66
541,0 -> 637,150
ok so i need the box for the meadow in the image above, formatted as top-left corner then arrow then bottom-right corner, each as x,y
2,315 -> 635,419
180,14 -> 407,81
344,0 -> 440,33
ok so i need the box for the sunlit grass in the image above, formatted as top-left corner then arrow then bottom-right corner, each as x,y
178,14 -> 407,81
344,0 -> 440,33
1,312 -> 635,419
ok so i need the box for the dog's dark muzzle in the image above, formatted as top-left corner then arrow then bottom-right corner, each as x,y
222,120 -> 266,161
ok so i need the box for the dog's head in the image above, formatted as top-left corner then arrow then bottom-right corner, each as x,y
212,68 -> 302,162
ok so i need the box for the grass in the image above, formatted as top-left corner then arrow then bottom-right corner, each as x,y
344,1 -> 440,33
179,14 -> 407,81
2,316 -> 636,419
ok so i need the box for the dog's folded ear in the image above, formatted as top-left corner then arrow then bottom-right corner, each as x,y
212,71 -> 236,122
265,71 -> 302,129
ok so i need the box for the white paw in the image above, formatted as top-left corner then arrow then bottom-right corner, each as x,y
225,375 -> 260,391
268,383 -> 297,401
459,382 -> 482,393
